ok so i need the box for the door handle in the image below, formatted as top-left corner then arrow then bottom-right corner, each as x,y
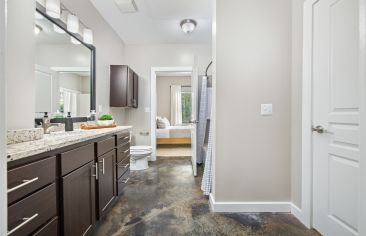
189,120 -> 199,124
99,158 -> 105,175
92,163 -> 98,180
312,125 -> 326,134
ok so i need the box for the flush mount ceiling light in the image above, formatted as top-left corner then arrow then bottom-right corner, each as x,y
67,14 -> 79,33
46,0 -> 61,19
70,37 -> 81,45
83,28 -> 93,44
34,25 -> 43,35
53,24 -> 65,34
180,19 -> 197,34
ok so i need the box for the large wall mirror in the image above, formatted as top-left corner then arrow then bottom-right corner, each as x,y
35,2 -> 95,120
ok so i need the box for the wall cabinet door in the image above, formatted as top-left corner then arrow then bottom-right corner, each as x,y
110,65 -> 138,108
62,162 -> 96,236
97,150 -> 116,218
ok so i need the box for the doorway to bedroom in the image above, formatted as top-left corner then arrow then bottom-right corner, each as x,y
156,73 -> 193,158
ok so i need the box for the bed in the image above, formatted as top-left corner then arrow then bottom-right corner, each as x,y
156,125 -> 192,145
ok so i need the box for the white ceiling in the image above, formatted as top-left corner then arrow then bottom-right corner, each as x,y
90,0 -> 213,44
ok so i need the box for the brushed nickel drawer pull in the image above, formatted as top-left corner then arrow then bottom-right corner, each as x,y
119,178 -> 129,184
122,136 -> 129,140
123,149 -> 129,154
92,163 -> 98,180
7,177 -> 39,193
7,213 -> 38,235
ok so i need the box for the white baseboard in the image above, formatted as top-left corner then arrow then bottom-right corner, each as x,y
209,194 -> 291,213
209,194 -> 311,228
291,203 -> 311,229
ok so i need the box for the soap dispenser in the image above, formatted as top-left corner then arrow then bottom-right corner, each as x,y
65,112 -> 74,132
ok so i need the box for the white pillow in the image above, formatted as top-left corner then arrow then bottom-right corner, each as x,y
157,117 -> 170,129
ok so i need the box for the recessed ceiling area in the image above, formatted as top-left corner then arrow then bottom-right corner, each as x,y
90,0 -> 213,44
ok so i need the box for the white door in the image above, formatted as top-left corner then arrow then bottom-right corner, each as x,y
312,0 -> 361,235
190,58 -> 199,176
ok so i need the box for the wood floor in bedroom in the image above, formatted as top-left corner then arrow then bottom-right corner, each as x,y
92,157 -> 319,236
156,144 -> 192,157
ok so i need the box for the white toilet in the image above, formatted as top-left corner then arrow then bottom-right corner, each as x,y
130,145 -> 152,171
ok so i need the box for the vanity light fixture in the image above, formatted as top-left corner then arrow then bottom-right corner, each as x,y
83,28 -> 93,44
67,14 -> 79,33
53,24 -> 65,34
46,0 -> 61,19
180,19 -> 197,34
34,25 -> 43,35
70,37 -> 81,45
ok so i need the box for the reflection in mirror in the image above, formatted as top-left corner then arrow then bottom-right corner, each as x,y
34,11 -> 91,119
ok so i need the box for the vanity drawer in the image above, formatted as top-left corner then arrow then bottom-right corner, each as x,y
8,183 -> 57,236
32,217 -> 58,236
116,143 -> 130,163
116,133 -> 130,147
116,170 -> 130,196
60,143 -> 94,176
8,156 -> 56,205
116,156 -> 130,179
97,136 -> 116,156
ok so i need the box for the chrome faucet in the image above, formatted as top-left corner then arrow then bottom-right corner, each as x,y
41,112 -> 62,134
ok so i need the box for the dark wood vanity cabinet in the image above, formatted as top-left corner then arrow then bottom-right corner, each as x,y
96,140 -> 116,218
110,65 -> 138,108
62,162 -> 96,236
7,131 -> 131,236
60,144 -> 96,236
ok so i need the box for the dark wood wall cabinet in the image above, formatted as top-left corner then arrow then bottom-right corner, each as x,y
110,65 -> 138,108
7,131 -> 130,236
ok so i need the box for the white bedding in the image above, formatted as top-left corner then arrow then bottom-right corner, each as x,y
156,125 -> 192,139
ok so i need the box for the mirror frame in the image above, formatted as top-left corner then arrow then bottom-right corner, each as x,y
35,2 -> 96,119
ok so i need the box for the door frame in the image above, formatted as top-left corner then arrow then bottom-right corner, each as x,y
0,0 -> 6,234
301,0 -> 366,233
150,66 -> 193,161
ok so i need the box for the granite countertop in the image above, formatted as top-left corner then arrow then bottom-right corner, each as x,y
7,126 -> 132,162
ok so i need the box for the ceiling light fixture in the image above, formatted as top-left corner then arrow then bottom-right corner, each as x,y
83,28 -> 93,44
45,0 -> 61,19
53,24 -> 65,34
34,25 -> 43,35
180,19 -> 197,34
67,14 -> 79,33
70,37 -> 81,45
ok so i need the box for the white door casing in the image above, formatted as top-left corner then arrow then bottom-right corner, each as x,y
311,0 -> 361,235
190,57 -> 199,177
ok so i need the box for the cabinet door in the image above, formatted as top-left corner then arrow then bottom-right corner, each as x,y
133,72 -> 138,108
97,150 -> 116,218
127,68 -> 134,107
62,162 -> 96,236
110,65 -> 128,107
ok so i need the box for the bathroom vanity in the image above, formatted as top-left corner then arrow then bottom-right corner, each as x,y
6,127 -> 131,236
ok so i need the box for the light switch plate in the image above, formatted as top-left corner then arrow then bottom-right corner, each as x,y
145,107 -> 150,113
98,105 -> 103,113
261,104 -> 273,116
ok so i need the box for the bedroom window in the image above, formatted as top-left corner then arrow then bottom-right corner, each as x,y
181,92 -> 192,124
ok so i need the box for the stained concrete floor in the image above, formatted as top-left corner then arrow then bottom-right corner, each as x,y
93,157 -> 319,236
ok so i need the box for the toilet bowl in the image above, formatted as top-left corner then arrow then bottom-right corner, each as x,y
130,146 -> 152,171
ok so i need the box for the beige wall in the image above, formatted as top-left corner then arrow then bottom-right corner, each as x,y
291,0 -> 306,209
125,44 -> 212,145
6,0 -> 35,129
156,76 -> 191,121
6,0 -> 127,129
215,0 -> 292,202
